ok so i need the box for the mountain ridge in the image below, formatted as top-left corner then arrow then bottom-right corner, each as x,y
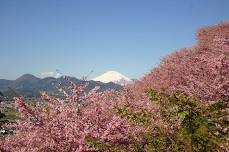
0,74 -> 123,99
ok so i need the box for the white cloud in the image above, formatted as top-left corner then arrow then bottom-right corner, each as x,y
40,71 -> 62,78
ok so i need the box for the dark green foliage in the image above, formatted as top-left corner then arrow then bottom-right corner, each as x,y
147,90 -> 228,152
114,106 -> 151,126
0,108 -> 18,137
0,111 -> 6,119
0,108 -> 18,122
0,110 -> 7,127
87,138 -> 110,151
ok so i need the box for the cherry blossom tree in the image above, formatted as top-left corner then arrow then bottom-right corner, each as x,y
133,23 -> 229,104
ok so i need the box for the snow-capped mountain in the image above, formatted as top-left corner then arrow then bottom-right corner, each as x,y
92,71 -> 132,86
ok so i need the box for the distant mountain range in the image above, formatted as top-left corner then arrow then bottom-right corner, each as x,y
0,74 -> 123,99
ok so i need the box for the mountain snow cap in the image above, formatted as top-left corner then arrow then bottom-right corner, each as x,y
92,71 -> 131,86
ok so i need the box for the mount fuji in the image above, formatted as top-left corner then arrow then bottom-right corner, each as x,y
92,71 -> 132,86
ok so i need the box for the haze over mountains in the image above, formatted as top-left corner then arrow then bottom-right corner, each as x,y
0,74 -> 123,98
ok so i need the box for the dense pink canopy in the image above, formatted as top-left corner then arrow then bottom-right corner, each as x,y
133,23 -> 229,103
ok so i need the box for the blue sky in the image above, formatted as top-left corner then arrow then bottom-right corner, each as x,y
0,0 -> 229,80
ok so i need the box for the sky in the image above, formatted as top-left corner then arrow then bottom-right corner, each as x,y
0,0 -> 229,80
